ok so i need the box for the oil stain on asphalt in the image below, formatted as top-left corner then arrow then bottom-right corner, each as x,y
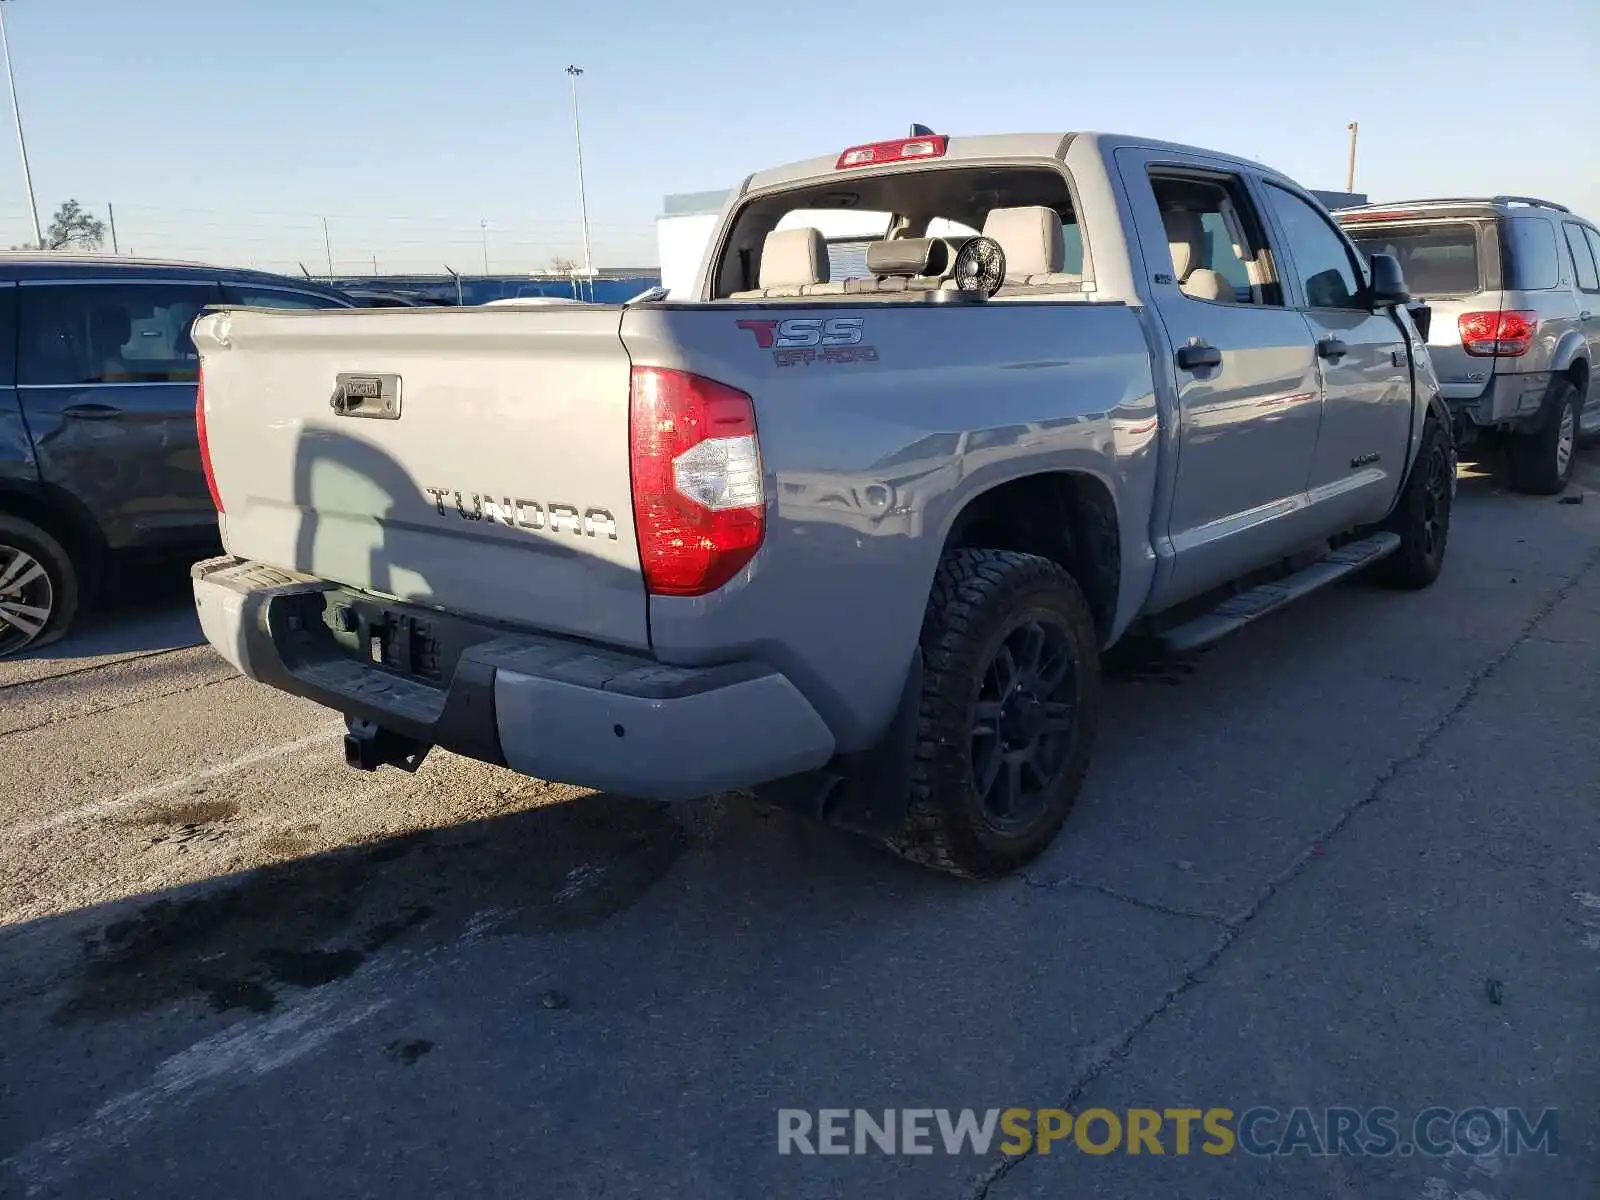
386,1038 -> 435,1065
52,792 -> 688,1023
134,798 -> 241,827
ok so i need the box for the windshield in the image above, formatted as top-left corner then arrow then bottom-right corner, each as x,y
1346,222 -> 1481,297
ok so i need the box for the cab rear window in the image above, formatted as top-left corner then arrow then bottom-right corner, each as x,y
1347,223 -> 1480,296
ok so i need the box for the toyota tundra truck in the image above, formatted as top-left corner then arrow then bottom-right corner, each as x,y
189,130 -> 1455,879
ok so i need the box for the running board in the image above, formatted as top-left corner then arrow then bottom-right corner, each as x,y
1155,532 -> 1401,655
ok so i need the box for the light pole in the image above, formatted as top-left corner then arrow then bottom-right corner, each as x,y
0,1 -> 42,249
565,65 -> 594,281
480,218 -> 488,273
1346,121 -> 1359,194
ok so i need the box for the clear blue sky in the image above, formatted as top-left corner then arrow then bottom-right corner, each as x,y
0,0 -> 1595,274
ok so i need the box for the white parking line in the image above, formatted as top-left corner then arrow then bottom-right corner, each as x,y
6,721 -> 347,845
3,989 -> 389,1193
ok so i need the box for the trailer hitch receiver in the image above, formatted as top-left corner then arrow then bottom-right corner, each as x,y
344,717 -> 432,773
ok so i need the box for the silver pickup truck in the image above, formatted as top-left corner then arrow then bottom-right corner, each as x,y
190,130 -> 1455,878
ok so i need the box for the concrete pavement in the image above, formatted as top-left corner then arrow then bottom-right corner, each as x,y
0,451 -> 1596,1198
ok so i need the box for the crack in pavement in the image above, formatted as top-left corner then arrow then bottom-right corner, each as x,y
0,674 -> 237,740
1020,872 -> 1227,925
0,645 -> 198,693
963,546 -> 1600,1200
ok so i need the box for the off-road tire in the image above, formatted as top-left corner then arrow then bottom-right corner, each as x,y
0,513 -> 79,657
1508,379 -> 1580,496
1378,416 -> 1452,589
887,548 -> 1100,879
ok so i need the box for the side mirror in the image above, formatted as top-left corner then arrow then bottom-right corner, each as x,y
1367,252 -> 1411,307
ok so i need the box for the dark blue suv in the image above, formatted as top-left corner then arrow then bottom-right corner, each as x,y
0,254 -> 353,656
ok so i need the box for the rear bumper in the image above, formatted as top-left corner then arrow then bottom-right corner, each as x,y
191,556 -> 836,801
1452,369 -> 1553,430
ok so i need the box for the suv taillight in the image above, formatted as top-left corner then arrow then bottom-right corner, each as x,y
629,366 -> 764,596
1458,309 -> 1538,357
195,369 -> 224,512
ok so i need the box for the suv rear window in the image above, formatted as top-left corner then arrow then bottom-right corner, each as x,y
1346,222 -> 1479,296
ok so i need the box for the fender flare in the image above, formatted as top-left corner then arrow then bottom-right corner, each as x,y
1426,388 -> 1453,437
0,479 -> 108,558
1550,332 -> 1589,379
1382,387 -> 1457,524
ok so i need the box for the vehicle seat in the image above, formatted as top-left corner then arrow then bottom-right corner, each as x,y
729,227 -> 842,298
1162,210 -> 1234,302
87,306 -> 134,382
979,206 -> 1082,288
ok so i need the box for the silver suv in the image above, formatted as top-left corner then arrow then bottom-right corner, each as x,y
1337,196 -> 1598,494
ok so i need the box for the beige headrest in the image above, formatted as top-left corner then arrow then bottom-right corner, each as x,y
759,227 -> 829,290
981,207 -> 1064,277
1162,210 -> 1206,280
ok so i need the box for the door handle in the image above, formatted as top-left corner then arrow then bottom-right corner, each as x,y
61,403 -> 122,420
1317,337 -> 1349,361
1175,343 -> 1222,371
1582,311 -> 1593,321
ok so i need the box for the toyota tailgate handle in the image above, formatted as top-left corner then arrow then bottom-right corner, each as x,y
330,373 -> 403,420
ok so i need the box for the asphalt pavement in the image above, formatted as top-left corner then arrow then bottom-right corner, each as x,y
1,450 -> 1597,1199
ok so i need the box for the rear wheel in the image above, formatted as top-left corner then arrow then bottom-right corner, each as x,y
1508,380 -> 1580,495
1378,417 -> 1452,589
0,514 -> 79,657
888,548 -> 1100,879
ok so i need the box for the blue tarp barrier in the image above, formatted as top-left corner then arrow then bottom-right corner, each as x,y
326,275 -> 662,306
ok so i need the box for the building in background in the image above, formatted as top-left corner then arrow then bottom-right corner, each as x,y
1310,190 -> 1370,211
656,187 -> 1371,299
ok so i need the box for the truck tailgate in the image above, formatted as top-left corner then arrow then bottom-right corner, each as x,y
191,305 -> 649,650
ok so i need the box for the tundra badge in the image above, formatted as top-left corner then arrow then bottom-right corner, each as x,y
423,489 -> 619,540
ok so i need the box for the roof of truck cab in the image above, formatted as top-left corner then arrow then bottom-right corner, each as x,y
738,131 -> 1277,195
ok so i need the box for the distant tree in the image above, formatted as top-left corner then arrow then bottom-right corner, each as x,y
547,255 -> 577,274
45,199 -> 106,251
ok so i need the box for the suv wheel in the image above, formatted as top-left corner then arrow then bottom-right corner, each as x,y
0,514 -> 79,657
1508,379 -> 1580,495
887,548 -> 1100,879
1379,416 -> 1452,589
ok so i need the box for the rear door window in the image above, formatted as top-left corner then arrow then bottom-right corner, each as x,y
1146,171 -> 1282,306
1565,223 -> 1600,293
1347,223 -> 1481,296
19,282 -> 222,385
1503,217 -> 1560,291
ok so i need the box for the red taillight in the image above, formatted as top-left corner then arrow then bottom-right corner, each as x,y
1458,309 -> 1538,357
628,367 -> 764,597
836,135 -> 948,170
195,370 -> 224,512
